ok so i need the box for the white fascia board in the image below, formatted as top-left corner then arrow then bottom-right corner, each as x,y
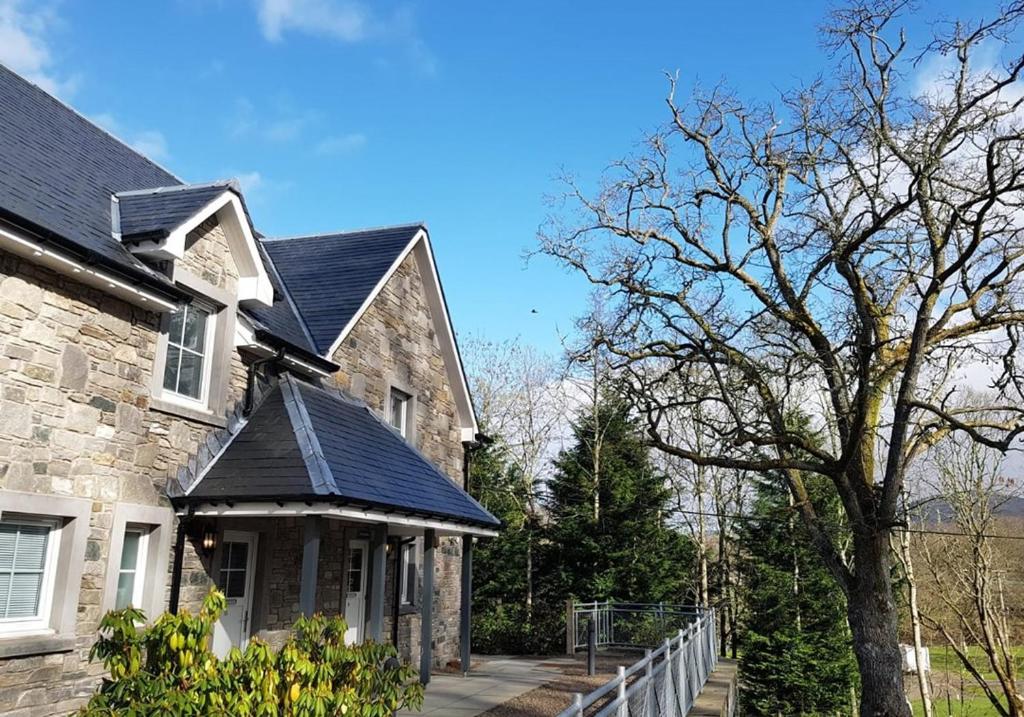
183,500 -> 498,537
234,315 -> 332,378
129,191 -> 273,308
0,221 -> 178,312
415,236 -> 479,435
322,229 -> 479,435
325,232 -> 420,358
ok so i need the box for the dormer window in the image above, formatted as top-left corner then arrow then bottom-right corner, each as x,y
162,303 -> 214,403
389,388 -> 411,438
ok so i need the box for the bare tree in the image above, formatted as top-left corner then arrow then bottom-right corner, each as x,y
919,434 -> 1024,716
538,2 -> 1024,713
463,336 -> 564,614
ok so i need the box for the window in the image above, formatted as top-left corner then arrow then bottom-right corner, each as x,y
0,517 -> 60,634
114,528 -> 148,610
162,303 -> 213,403
399,541 -> 417,606
218,541 -> 250,599
389,388 -> 411,438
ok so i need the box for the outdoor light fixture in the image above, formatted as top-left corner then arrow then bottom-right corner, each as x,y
201,526 -> 217,554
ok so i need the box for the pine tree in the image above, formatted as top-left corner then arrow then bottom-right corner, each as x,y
738,471 -> 859,716
544,388 -> 694,604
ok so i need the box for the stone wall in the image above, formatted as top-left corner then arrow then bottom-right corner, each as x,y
328,251 -> 467,669
0,241 -> 246,715
179,218 -> 240,295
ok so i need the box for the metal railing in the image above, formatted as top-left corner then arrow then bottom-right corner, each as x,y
558,607 -> 718,717
569,601 -> 705,652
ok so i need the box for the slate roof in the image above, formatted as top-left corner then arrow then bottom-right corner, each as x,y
260,225 -> 422,354
117,183 -> 233,243
188,377 -> 500,529
0,64 -> 182,294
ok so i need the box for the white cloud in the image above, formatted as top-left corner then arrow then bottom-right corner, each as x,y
252,0 -> 438,75
233,170 -> 264,195
256,0 -> 368,42
225,169 -> 292,208
315,132 -> 366,155
0,0 -> 74,96
90,113 -> 171,162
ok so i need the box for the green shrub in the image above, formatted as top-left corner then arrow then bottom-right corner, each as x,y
79,589 -> 424,716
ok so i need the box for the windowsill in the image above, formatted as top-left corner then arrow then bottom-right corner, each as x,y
0,631 -> 76,659
150,396 -> 227,428
399,604 -> 419,616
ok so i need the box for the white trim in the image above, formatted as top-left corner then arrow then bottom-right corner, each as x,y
127,191 -> 273,307
233,316 -> 334,378
322,229 -> 479,434
0,516 -> 61,635
182,502 -> 499,537
0,221 -> 178,312
325,233 -> 419,358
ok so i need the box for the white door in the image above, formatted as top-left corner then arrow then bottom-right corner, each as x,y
344,540 -> 368,645
212,531 -> 258,657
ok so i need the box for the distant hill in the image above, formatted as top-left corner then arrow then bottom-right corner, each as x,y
910,495 -> 1024,523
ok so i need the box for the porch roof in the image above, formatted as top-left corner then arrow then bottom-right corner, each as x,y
183,375 -> 501,532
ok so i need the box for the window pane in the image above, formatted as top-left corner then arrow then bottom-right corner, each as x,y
176,351 -> 204,399
390,391 -> 406,433
162,345 -> 181,392
181,307 -> 208,353
225,570 -> 246,598
0,525 -> 15,570
347,549 -> 363,593
167,310 -> 185,344
115,571 -> 136,610
120,532 -> 141,571
12,525 -> 48,571
6,572 -> 43,618
228,543 -> 248,570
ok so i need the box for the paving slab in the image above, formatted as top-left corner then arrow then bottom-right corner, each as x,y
398,656 -> 569,716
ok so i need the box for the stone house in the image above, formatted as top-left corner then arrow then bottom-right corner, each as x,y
0,64 -> 498,716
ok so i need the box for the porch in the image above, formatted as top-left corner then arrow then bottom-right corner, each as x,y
167,376 -> 501,682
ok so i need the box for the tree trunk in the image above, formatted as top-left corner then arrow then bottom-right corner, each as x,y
897,527 -> 933,717
847,531 -> 911,717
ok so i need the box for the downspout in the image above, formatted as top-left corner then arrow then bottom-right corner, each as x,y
244,347 -> 285,416
168,506 -> 194,614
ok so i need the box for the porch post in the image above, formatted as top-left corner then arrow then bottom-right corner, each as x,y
420,529 -> 436,685
299,515 -> 322,617
460,534 -> 473,674
368,525 -> 387,641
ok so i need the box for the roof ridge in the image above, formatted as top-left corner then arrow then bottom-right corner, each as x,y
114,180 -> 238,198
280,375 -> 338,495
260,221 -> 427,243
0,63 -> 186,186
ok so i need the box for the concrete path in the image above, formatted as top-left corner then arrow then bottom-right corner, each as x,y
398,656 -> 569,717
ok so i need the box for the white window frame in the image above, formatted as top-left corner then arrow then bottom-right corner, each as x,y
115,526 -> 149,611
389,387 -> 411,438
160,302 -> 217,409
399,540 -> 417,606
0,516 -> 62,636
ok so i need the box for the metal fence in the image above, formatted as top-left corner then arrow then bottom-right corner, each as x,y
569,601 -> 705,652
558,607 -> 718,717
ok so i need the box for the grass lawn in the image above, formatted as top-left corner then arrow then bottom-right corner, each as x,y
907,644 -> 1023,717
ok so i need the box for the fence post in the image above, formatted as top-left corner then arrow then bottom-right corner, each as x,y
566,600 -> 576,655
662,637 -> 674,717
676,629 -> 687,715
643,648 -> 654,717
587,616 -> 597,676
616,665 -> 628,717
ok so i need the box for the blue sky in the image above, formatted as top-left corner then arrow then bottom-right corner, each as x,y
0,0 -> 965,354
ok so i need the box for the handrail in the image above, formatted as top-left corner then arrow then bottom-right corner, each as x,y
558,607 -> 717,717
